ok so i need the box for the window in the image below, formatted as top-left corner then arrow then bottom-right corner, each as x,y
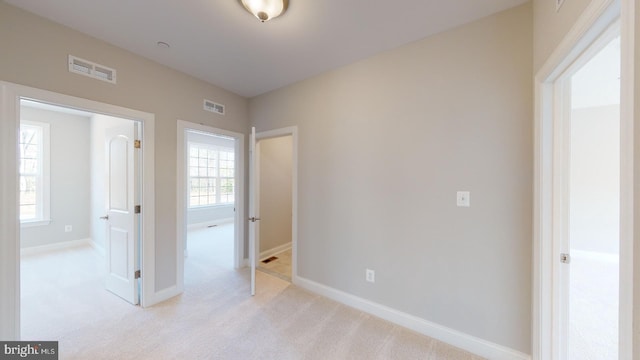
188,142 -> 235,207
19,120 -> 50,225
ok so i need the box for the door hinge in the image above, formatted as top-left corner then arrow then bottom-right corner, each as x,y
134,140 -> 141,149
560,253 -> 571,264
248,217 -> 260,222
135,205 -> 141,214
135,270 -> 141,279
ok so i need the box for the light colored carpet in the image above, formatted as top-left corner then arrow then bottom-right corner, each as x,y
21,227 -> 485,360
568,250 -> 618,360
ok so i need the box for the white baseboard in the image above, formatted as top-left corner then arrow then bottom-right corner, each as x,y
20,238 -> 92,256
294,276 -> 531,360
90,239 -> 105,256
187,217 -> 234,230
259,242 -> 292,261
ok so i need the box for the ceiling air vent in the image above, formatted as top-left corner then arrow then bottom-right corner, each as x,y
68,55 -> 116,84
204,99 -> 225,115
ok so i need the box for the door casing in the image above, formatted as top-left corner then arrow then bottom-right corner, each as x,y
175,120 -> 246,294
532,0 -> 634,358
0,81 -> 156,340
254,126 -> 299,285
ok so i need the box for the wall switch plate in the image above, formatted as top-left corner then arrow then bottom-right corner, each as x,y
65,225 -> 72,232
456,191 -> 470,207
366,269 -> 375,283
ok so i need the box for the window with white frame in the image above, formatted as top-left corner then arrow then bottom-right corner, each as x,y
19,120 -> 50,224
188,142 -> 235,207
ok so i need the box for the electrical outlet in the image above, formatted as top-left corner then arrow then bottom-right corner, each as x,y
65,225 -> 72,232
366,269 -> 375,283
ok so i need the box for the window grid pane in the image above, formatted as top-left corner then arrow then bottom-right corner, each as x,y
19,124 -> 43,221
188,143 -> 234,207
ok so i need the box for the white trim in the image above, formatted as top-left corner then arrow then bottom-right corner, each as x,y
19,220 -> 51,228
532,0 -> 633,359
0,81 -> 157,340
296,276 -> 530,360
186,217 -> 235,230
255,126 -> 298,285
20,238 -> 92,256
176,120 -> 246,298
90,238 -> 105,256
259,242 -> 291,261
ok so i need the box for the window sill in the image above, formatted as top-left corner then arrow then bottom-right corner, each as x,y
188,204 -> 234,211
20,219 -> 51,228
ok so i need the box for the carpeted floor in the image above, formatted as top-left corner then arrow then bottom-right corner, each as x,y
20,227 -> 484,359
568,250 -> 619,360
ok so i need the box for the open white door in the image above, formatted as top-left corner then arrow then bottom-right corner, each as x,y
103,123 -> 140,304
249,127 -> 258,296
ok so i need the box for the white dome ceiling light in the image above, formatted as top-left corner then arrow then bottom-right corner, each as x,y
238,0 -> 289,22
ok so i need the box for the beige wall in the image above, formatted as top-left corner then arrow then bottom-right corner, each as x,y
635,3 -> 640,357
258,136 -> 293,254
0,2 -> 250,291
533,0 -> 592,71
250,4 -> 533,353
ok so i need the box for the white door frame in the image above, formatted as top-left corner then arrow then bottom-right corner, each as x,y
0,81 -> 156,340
255,126 -> 299,284
532,0 -> 634,359
176,120 -> 246,292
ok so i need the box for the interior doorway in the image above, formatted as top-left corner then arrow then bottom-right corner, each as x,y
0,82 -> 156,340
561,32 -> 621,359
255,135 -> 294,281
176,121 -> 245,293
248,126 -> 298,294
533,0 -> 633,357
18,99 -> 145,340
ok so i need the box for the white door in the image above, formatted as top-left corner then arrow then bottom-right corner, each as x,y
104,124 -> 140,304
249,127 -> 258,296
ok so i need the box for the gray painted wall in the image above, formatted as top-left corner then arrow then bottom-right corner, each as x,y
258,136 -> 292,254
20,106 -> 91,248
250,4 -> 533,353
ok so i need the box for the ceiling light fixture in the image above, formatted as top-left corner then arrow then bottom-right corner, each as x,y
238,0 -> 289,22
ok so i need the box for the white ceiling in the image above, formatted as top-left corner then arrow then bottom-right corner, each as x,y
6,0 -> 528,98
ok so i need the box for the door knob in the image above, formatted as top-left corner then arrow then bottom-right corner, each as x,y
100,215 -> 109,220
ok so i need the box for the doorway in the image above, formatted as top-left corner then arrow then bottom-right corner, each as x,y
561,32 -> 621,359
256,135 -> 294,281
533,0 -> 633,358
17,99 -> 146,339
248,126 -> 298,294
176,121 -> 245,293
0,82 -> 156,340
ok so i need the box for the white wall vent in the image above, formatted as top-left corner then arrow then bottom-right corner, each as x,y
203,99 -> 225,115
68,55 -> 116,84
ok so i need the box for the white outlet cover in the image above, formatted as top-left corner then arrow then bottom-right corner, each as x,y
366,269 -> 375,283
456,191 -> 470,207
